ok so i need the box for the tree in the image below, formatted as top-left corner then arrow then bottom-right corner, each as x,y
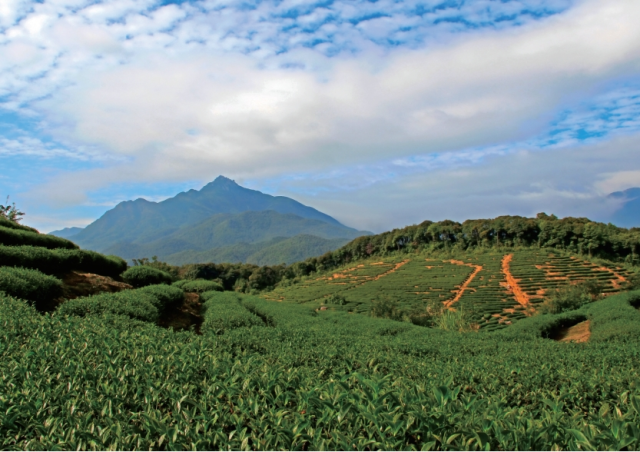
0,197 -> 24,223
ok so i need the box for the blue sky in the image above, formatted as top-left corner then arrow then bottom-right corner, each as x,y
1,0 -> 640,232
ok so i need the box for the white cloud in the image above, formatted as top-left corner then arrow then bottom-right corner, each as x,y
28,0 -> 639,185
283,133 -> 640,232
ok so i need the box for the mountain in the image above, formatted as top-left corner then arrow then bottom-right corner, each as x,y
100,210 -> 365,260
162,234 -> 351,266
608,187 -> 640,228
49,226 -> 84,239
67,176 -> 368,263
71,176 -> 355,253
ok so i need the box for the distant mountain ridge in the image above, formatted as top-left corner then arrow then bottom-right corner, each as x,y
48,226 -> 84,239
53,176 -> 368,264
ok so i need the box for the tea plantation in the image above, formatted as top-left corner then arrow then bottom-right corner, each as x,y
264,250 -> 633,331
2,219 -> 640,449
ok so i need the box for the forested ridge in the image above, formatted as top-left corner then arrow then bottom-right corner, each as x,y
178,213 -> 640,293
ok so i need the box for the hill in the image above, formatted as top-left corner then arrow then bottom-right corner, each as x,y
99,210 -> 363,262
609,187 -> 640,228
163,234 -> 351,266
69,176 -> 365,254
48,226 -> 84,239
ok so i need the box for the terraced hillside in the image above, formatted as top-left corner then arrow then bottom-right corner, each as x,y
264,250 -> 635,330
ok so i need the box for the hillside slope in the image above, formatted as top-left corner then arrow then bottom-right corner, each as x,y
101,210 -> 362,261
163,234 -> 351,266
71,176 -> 364,252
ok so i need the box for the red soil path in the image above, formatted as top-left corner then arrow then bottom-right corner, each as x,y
501,254 -> 530,307
444,260 -> 483,308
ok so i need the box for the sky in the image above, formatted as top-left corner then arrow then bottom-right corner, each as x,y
1,0 -> 640,233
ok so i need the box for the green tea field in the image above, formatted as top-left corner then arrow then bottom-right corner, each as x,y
264,250 -> 633,330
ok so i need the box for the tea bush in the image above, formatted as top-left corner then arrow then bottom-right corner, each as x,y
0,225 -> 79,250
2,290 -> 640,450
180,279 -> 224,294
201,291 -> 263,334
0,245 -> 127,277
0,215 -> 37,233
122,266 -> 172,288
136,284 -> 184,313
57,290 -> 159,323
0,266 -> 62,306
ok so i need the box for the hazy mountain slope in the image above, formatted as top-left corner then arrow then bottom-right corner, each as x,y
609,187 -> 640,228
163,235 -> 351,266
101,210 -> 365,261
71,176 -> 356,252
48,227 -> 84,239
246,235 -> 350,266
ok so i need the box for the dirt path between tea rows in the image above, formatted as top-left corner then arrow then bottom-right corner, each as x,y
501,254 -> 530,307
444,260 -> 483,308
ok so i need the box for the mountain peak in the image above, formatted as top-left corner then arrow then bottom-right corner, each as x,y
202,175 -> 239,191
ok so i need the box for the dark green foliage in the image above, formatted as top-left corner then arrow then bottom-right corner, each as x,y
326,293 -> 347,305
539,279 -> 605,314
201,291 -> 263,334
171,280 -> 189,289
122,266 -> 172,288
131,256 -> 180,279
0,225 -> 79,250
136,284 -> 184,313
57,290 -> 159,322
180,279 -> 224,294
0,266 -> 62,306
0,245 -> 127,277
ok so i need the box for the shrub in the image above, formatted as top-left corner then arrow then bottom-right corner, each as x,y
0,225 -> 78,250
0,215 -> 35,232
201,291 -> 263,334
0,245 -> 127,277
539,279 -> 604,314
181,280 -> 224,294
172,280 -> 189,289
326,294 -> 347,305
136,284 -> 184,312
122,266 -> 172,288
0,266 -> 62,306
58,290 -> 159,322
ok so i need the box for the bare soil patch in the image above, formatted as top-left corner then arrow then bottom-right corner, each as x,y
60,271 -> 132,300
158,292 -> 203,334
553,320 -> 591,343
